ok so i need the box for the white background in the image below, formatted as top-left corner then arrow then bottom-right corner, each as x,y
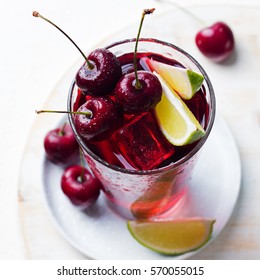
0,0 -> 259,260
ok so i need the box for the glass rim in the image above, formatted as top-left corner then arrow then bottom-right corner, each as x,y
68,38 -> 216,175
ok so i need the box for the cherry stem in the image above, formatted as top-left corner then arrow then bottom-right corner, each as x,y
155,0 -> 205,26
134,8 -> 155,90
35,109 -> 93,118
79,148 -> 85,183
32,11 -> 94,70
58,122 -> 67,136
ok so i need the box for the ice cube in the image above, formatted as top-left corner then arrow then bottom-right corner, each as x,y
111,112 -> 175,170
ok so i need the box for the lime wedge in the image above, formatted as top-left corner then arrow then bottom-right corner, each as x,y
154,73 -> 205,146
128,218 -> 215,255
147,58 -> 204,100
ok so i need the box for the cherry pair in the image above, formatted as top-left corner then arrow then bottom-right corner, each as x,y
44,123 -> 101,208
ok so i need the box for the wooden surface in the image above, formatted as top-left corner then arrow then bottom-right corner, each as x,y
18,5 -> 260,259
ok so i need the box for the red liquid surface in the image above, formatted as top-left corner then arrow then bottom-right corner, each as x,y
73,52 -> 208,171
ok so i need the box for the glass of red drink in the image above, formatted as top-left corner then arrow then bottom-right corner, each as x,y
68,38 -> 216,219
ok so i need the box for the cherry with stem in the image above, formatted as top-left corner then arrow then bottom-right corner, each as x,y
114,8 -> 162,113
43,122 -> 79,165
60,151 -> 102,208
36,95 -> 123,142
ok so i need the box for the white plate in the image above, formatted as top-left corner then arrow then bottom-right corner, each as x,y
42,115 -> 241,260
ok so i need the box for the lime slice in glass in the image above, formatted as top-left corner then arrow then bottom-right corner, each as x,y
154,73 -> 205,146
147,58 -> 204,100
128,218 -> 215,255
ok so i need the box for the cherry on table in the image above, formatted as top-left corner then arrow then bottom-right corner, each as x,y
44,123 -> 78,165
114,8 -> 162,114
152,2 -> 235,63
61,165 -> 101,208
195,21 -> 235,63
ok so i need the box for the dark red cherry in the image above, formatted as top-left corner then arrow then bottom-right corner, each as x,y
74,96 -> 123,142
114,8 -> 162,113
61,165 -> 101,208
195,21 -> 235,62
44,123 -> 78,164
114,71 -> 162,114
75,48 -> 122,96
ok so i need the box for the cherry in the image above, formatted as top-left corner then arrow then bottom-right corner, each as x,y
32,11 -> 122,96
195,21 -> 235,63
43,123 -> 78,164
76,48 -> 122,96
74,96 -> 123,141
114,71 -> 162,113
61,165 -> 101,208
36,95 -> 123,142
114,9 -> 162,114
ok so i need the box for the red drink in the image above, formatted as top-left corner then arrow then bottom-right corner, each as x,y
68,39 -> 215,218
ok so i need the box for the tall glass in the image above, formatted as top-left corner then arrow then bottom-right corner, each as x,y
68,38 -> 216,219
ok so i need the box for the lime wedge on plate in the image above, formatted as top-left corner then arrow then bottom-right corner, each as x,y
154,73 -> 205,146
128,218 -> 215,255
146,58 -> 204,100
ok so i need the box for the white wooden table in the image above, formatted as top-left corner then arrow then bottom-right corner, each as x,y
1,0 -> 260,259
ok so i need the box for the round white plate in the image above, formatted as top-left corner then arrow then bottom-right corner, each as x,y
42,115 -> 241,260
